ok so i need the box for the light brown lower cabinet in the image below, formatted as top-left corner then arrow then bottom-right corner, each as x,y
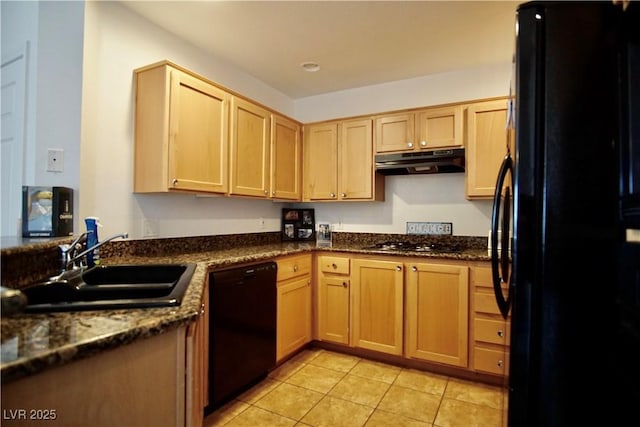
316,254 -> 351,345
276,254 -> 312,361
186,279 -> 209,427
1,328 -> 188,427
350,258 -> 404,355
405,262 -> 469,367
470,264 -> 511,376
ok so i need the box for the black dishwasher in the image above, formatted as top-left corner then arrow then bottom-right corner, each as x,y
207,261 -> 277,411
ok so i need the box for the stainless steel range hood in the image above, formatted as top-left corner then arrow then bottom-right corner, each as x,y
375,148 -> 465,175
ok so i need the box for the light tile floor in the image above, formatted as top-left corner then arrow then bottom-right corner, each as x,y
203,348 -> 506,427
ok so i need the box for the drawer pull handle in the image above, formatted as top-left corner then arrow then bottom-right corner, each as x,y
497,330 -> 504,337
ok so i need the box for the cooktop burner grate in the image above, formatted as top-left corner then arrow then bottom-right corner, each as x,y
368,241 -> 463,253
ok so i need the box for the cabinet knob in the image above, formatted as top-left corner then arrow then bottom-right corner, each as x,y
412,266 -> 418,272
331,263 -> 337,269
420,140 -> 427,147
330,193 -> 336,198
293,265 -> 298,272
172,179 -> 178,186
264,190 -> 268,195
272,191 -> 276,196
342,281 -> 348,288
200,303 -> 205,316
497,330 -> 504,338
497,360 -> 504,368
341,193 -> 347,198
407,142 -> 414,148
396,265 -> 402,271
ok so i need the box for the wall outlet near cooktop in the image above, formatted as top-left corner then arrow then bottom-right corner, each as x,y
406,222 -> 452,235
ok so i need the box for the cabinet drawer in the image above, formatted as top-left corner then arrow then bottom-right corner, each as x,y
471,266 -> 492,286
277,254 -> 311,282
319,256 -> 350,275
474,347 -> 509,375
474,292 -> 505,315
474,318 -> 510,345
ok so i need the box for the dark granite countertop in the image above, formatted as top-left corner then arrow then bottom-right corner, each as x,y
1,233 -> 489,384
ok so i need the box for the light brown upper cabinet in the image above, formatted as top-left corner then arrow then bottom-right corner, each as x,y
270,114 -> 302,200
229,97 -> 271,198
375,105 -> 463,153
303,118 -> 384,201
134,62 -> 229,194
465,98 -> 512,199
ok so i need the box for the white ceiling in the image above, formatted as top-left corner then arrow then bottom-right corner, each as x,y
119,1 -> 520,99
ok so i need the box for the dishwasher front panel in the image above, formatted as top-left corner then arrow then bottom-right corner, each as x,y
208,261 -> 277,410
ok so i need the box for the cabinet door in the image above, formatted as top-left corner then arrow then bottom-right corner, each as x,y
169,70 -> 229,193
351,259 -> 404,355
406,262 -> 469,367
271,114 -> 301,200
465,99 -> 511,199
186,279 -> 208,426
374,112 -> 415,153
317,275 -> 350,344
277,276 -> 311,361
303,123 -> 338,200
339,118 -> 373,200
416,105 -> 463,149
230,97 -> 271,197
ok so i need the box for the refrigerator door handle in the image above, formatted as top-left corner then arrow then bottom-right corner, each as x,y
491,154 -> 513,319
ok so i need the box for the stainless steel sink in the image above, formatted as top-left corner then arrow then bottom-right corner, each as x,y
22,263 -> 196,312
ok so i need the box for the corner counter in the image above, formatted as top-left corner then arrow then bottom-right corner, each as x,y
1,232 -> 489,384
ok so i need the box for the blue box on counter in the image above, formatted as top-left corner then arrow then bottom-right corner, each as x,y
21,186 -> 74,237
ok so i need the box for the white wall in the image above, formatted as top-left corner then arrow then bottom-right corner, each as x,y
1,1 -> 84,236
293,64 -> 511,237
82,1 -> 509,239
294,63 -> 511,124
80,1 -> 295,239
6,1 -> 508,240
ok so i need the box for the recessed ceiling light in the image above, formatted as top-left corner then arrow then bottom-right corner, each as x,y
301,61 -> 320,72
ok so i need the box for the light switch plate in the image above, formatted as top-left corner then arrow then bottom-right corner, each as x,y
406,221 -> 452,235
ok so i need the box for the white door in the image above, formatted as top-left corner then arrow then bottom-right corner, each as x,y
1,48 -> 27,236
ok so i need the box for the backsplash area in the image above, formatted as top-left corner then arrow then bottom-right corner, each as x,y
0,231 -> 488,290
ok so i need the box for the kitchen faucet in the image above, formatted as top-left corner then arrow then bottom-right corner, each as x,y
61,232 -> 128,271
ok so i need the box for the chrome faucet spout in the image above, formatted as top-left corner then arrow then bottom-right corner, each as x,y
66,232 -> 128,269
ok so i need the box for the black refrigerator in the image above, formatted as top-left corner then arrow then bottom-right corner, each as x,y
491,2 -> 640,426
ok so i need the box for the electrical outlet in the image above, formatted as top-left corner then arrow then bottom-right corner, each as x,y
142,219 -> 158,237
406,221 -> 453,235
47,149 -> 64,172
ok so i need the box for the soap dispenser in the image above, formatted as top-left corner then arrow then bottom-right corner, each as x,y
84,216 -> 102,267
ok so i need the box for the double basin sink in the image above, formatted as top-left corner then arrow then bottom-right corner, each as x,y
21,263 -> 196,313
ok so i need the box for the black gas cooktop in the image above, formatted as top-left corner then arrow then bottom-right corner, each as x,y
365,241 -> 463,253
